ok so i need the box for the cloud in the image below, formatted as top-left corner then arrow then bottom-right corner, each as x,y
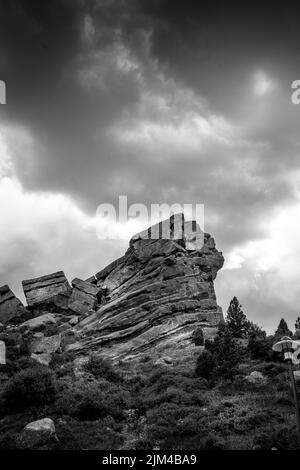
0,131 -> 127,302
216,202 -> 300,333
253,71 -> 277,97
1,1 -> 300,331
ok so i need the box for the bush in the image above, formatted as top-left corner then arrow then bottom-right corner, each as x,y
253,425 -> 300,450
194,350 -> 215,380
55,377 -> 130,421
192,327 -> 204,346
0,356 -> 38,378
252,362 -> 286,378
55,418 -> 124,450
84,354 -> 122,382
2,366 -> 56,412
201,325 -> 241,381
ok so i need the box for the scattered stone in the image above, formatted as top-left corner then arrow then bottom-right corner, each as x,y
69,315 -> 79,326
22,271 -> 71,312
29,333 -> 61,355
0,284 -> 28,324
19,313 -> 57,332
31,352 -> 52,366
20,418 -> 56,447
154,356 -> 174,366
245,371 -> 267,384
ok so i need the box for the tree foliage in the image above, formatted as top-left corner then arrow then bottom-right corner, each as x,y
226,297 -> 249,338
274,318 -> 292,340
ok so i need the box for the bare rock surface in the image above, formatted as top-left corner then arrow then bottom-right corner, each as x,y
68,278 -> 98,315
19,313 -> 57,331
20,418 -> 56,447
22,271 -> 71,312
0,285 -> 28,324
72,214 -> 224,362
2,214 -> 224,366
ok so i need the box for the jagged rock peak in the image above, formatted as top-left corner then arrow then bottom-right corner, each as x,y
69,214 -> 225,364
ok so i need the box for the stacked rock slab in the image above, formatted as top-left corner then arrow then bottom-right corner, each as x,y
22,271 -> 72,314
70,214 -> 224,362
68,278 -> 98,316
0,285 -> 28,324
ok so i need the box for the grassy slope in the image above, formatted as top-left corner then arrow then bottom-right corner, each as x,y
0,347 -> 299,450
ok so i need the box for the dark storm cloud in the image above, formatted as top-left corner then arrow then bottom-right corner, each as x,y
2,1 -> 300,329
0,1 -> 299,226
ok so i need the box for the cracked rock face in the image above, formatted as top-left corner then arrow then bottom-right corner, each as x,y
68,278 -> 98,316
22,271 -> 71,313
69,214 -> 224,363
0,285 -> 28,324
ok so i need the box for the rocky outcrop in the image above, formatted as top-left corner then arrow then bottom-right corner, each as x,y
22,271 -> 71,313
0,285 -> 28,324
30,333 -> 61,366
68,278 -> 98,316
19,313 -> 57,332
68,213 -> 224,363
1,213 -> 224,365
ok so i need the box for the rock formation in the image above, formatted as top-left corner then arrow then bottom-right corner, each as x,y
1,214 -> 224,366
22,271 -> 71,313
68,213 -> 225,363
68,278 -> 98,316
0,285 -> 28,324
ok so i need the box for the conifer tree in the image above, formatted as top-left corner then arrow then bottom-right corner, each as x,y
274,318 -> 292,339
226,297 -> 249,338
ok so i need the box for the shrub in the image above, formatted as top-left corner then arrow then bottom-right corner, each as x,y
192,327 -> 204,346
0,356 -> 38,378
203,325 -> 241,381
55,418 -> 124,450
194,350 -> 215,380
55,377 -> 130,421
2,366 -> 56,412
84,354 -> 122,382
253,425 -> 300,450
248,336 -> 271,360
252,362 -> 286,378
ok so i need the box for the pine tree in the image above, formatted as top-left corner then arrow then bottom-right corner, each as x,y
295,317 -> 300,331
226,297 -> 249,338
274,318 -> 292,339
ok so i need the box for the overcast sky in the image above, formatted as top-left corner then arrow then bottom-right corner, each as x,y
1,0 -> 300,333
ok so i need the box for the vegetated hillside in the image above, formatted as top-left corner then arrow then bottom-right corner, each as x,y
0,305 -> 299,450
0,216 -> 299,450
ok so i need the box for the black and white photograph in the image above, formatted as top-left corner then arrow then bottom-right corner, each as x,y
1,0 -> 300,456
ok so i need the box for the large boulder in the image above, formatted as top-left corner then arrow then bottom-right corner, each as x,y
29,333 -> 61,355
0,285 -> 28,324
68,278 -> 98,316
70,213 -> 224,364
22,271 -> 71,313
20,418 -> 56,448
19,313 -> 57,332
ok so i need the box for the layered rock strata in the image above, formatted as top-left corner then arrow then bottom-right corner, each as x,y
67,214 -> 224,362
